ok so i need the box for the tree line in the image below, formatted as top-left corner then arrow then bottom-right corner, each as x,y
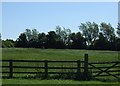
1,22 -> 120,51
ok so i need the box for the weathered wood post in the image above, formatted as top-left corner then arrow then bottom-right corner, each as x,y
84,53 -> 88,80
77,60 -> 81,80
9,59 -> 13,78
44,60 -> 48,79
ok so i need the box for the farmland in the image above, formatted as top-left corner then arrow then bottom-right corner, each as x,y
1,48 -> 120,85
2,48 -> 118,62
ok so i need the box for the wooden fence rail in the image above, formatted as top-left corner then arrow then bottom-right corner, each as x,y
1,53 -> 120,80
1,56 -> 88,80
88,61 -> 120,79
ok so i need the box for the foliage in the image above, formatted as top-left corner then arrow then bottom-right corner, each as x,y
117,23 -> 120,38
100,22 -> 115,41
15,33 -> 28,48
68,32 -> 86,49
2,22 -> 120,51
79,22 -> 99,47
2,39 -> 15,48
55,26 -> 71,45
94,33 -> 110,50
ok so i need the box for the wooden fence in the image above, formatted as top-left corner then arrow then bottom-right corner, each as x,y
88,61 -> 120,79
1,54 -> 120,80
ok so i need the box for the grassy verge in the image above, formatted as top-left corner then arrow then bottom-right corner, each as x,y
2,79 -> 119,84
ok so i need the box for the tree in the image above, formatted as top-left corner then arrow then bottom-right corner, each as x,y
24,29 -> 32,41
15,33 -> 28,48
24,28 -> 39,41
100,22 -> 115,41
116,38 -> 120,51
24,29 -> 39,48
55,26 -> 71,45
0,33 -> 1,40
117,23 -> 120,38
0,33 -> 1,47
94,33 -> 110,50
68,32 -> 86,49
38,33 -> 47,48
32,29 -> 39,40
79,22 -> 99,47
2,39 -> 15,48
46,31 -> 58,48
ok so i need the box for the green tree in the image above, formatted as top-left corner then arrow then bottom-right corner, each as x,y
55,26 -> 71,45
24,29 -> 39,48
94,33 -> 110,50
79,22 -> 99,47
15,33 -> 28,48
24,29 -> 39,41
116,38 -> 120,51
0,33 -> 1,47
69,32 -> 86,49
46,31 -> 57,48
117,23 -> 120,38
24,29 -> 32,41
2,39 -> 15,48
38,33 -> 47,48
32,29 -> 39,40
100,22 -> 115,41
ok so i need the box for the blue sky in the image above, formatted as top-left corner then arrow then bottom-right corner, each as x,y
2,2 -> 118,40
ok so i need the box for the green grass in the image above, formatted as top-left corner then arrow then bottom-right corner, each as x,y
1,48 -> 120,84
2,79 -> 119,84
2,48 -> 118,62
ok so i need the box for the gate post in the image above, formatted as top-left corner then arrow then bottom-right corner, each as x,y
44,60 -> 48,79
77,60 -> 81,80
84,53 -> 88,80
9,59 -> 13,78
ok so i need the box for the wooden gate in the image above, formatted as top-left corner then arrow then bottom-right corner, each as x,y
88,61 -> 120,79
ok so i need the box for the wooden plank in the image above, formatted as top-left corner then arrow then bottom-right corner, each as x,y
13,66 -> 45,69
48,67 -> 77,69
92,70 -> 120,73
93,74 -> 120,77
0,60 -> 10,62
48,72 -> 77,74
88,66 -> 120,69
48,60 -> 78,63
0,60 -> 80,63
89,61 -> 120,64
1,60 -> 120,63
12,72 -> 44,74
2,72 -> 77,74
1,66 -> 10,68
10,60 -> 45,62
2,72 -> 10,73
2,66 -> 78,69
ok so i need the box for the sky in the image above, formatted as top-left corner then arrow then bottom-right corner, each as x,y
2,2 -> 118,40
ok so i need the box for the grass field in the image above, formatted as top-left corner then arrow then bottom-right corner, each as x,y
2,48 -> 119,61
2,79 -> 119,84
1,48 -> 120,85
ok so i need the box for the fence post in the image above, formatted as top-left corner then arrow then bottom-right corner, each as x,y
77,60 -> 81,80
9,59 -> 13,78
44,60 -> 48,79
84,53 -> 88,80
